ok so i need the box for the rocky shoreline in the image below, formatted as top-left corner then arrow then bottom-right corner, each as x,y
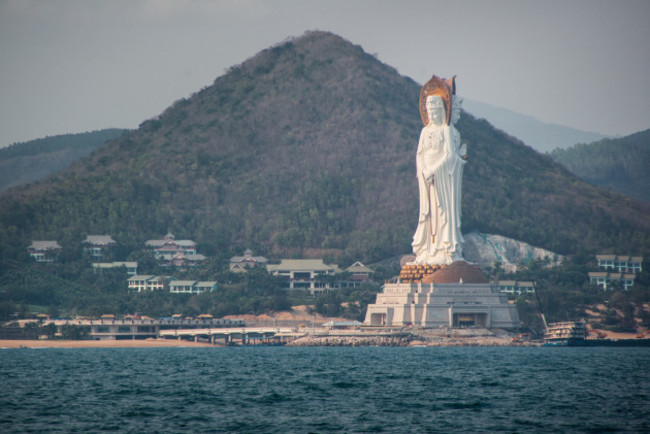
287,334 -> 413,347
286,328 -> 539,347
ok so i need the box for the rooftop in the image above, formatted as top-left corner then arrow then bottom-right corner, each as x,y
28,241 -> 62,250
346,261 -> 373,273
83,235 -> 116,245
267,259 -> 341,272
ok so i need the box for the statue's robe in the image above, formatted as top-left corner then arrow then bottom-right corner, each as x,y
412,125 -> 466,265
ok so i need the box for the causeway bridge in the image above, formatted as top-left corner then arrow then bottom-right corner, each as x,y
36,318 -> 317,344
159,327 -> 306,345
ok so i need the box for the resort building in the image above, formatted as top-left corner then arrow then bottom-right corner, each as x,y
266,259 -> 342,293
229,249 -> 268,272
82,235 -> 116,260
127,275 -> 166,292
28,241 -> 62,262
127,276 -> 217,293
92,261 -> 138,275
340,261 -> 374,288
497,280 -> 535,296
169,280 -> 217,294
145,233 -> 205,267
588,272 -> 637,291
168,252 -> 207,268
596,255 -> 643,273
589,255 -> 643,290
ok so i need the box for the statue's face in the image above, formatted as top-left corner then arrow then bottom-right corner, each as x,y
426,96 -> 445,126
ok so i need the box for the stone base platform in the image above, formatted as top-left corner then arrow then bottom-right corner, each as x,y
399,260 -> 489,284
398,264 -> 442,283
364,281 -> 520,330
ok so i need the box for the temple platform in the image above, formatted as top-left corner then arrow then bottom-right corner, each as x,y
364,281 -> 520,329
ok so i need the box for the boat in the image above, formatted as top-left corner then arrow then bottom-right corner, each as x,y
543,321 -> 586,346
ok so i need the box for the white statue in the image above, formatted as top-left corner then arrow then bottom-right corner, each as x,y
411,76 -> 466,265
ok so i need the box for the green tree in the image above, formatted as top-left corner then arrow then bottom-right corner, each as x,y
23,321 -> 40,339
43,322 -> 57,339
60,324 -> 90,340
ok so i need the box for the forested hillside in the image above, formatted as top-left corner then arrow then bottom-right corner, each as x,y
1,31 -> 649,267
0,129 -> 128,192
550,129 -> 650,202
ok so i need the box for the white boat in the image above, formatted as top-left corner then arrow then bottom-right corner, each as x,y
543,321 -> 586,346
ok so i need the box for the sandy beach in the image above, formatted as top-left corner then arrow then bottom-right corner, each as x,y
0,339 -> 219,349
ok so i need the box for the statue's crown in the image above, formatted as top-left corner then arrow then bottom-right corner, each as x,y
419,74 -> 455,126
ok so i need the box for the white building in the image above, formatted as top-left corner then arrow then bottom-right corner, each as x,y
169,280 -> 217,294
145,233 -> 201,266
267,259 -> 341,293
497,280 -> 535,296
341,261 -> 374,288
596,255 -> 642,273
28,241 -> 62,262
590,255 -> 643,290
127,275 -> 165,292
82,235 -> 116,260
229,249 -> 268,272
588,272 -> 636,291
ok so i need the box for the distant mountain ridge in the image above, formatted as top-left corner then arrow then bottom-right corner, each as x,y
463,99 -> 607,153
550,129 -> 650,202
0,129 -> 128,191
0,31 -> 648,265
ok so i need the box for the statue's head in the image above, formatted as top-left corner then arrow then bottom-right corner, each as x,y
419,74 -> 455,127
426,95 -> 446,126
451,96 -> 463,125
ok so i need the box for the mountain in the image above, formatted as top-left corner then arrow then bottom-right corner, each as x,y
0,129 -> 128,192
0,31 -> 649,266
463,99 -> 607,153
549,129 -> 650,202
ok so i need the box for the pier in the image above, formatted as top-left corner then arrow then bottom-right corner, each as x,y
159,327 -> 305,345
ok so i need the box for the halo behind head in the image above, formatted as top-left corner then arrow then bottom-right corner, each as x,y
419,74 -> 455,126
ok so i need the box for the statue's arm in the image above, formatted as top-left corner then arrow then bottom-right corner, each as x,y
416,130 -> 434,181
422,159 -> 436,181
420,149 -> 438,182
460,143 -> 468,160
422,130 -> 448,179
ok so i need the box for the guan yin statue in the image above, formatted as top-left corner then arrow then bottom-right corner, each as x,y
363,75 -> 520,329
411,75 -> 467,265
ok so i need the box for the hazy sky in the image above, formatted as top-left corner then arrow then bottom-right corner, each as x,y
1,0 -> 649,146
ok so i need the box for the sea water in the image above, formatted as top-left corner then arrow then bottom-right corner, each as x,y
1,346 -> 649,433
